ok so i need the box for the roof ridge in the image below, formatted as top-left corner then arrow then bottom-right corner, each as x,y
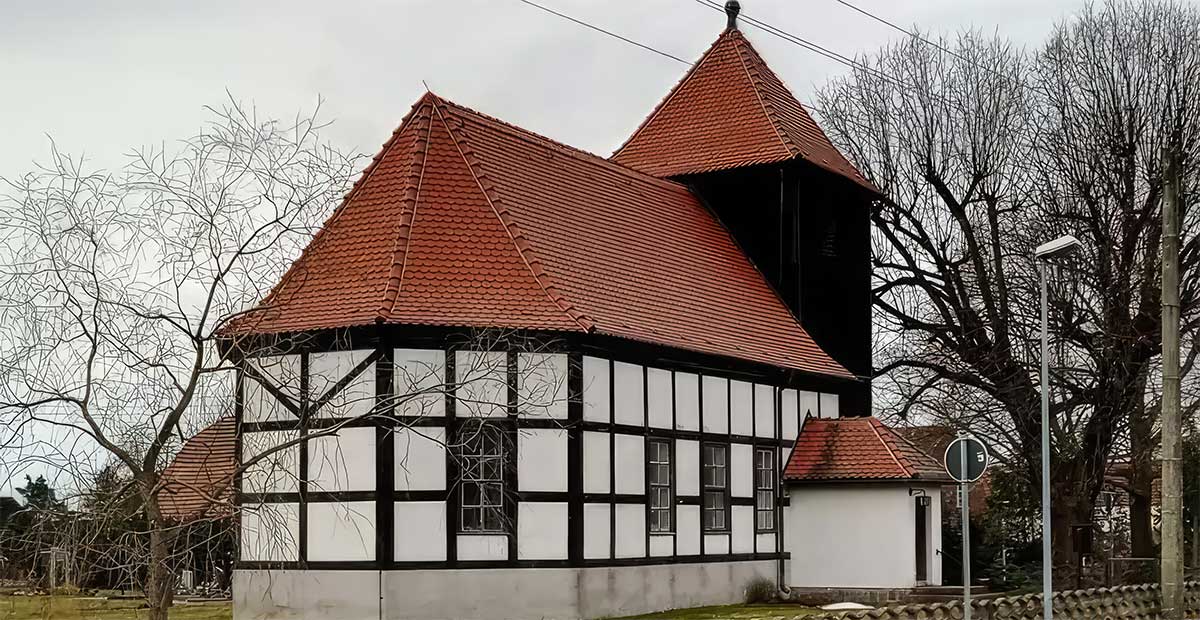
430,97 -> 595,333
729,31 -> 793,159
867,417 -> 912,477
888,422 -> 948,473
435,97 -> 693,195
235,95 -> 435,333
379,103 -> 432,320
611,31 -> 729,160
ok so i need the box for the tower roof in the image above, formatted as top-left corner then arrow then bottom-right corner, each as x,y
232,92 -> 851,377
611,27 -> 873,191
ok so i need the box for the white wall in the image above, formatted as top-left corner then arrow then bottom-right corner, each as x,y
786,484 -> 943,588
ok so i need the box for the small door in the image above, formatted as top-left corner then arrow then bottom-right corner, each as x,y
915,498 -> 929,583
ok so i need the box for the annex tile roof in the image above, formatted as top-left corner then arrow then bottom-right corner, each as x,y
158,417 -> 236,523
784,417 -> 951,483
610,27 -> 874,191
234,92 -> 851,377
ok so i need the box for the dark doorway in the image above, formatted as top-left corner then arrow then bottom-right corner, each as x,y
915,497 -> 929,583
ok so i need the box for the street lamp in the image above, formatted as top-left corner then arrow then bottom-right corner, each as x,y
1034,234 -> 1081,620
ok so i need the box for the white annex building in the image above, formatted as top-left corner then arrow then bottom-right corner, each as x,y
160,4 -> 951,619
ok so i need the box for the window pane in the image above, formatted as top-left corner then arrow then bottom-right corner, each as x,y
462,507 -> 481,531
463,483 -> 481,507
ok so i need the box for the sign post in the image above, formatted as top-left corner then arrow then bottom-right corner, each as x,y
945,433 -> 990,620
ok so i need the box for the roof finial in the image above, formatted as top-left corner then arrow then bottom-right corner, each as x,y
725,0 -> 741,30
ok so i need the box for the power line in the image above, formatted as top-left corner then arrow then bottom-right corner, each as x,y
830,0 -> 966,64
690,0 -> 903,89
514,0 -> 692,65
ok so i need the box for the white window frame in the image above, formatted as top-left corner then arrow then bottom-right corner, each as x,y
754,447 -> 775,532
648,439 -> 673,533
702,443 -> 728,532
459,424 -> 506,533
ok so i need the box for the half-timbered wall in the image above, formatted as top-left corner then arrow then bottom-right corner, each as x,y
237,347 -> 843,571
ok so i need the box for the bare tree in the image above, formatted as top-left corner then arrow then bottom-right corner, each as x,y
817,0 -> 1200,568
0,97 -> 360,619
0,97 -> 579,617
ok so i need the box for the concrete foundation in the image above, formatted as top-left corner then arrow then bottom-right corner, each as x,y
234,560 -> 776,620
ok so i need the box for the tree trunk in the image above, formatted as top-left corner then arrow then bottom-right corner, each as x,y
1130,392 -> 1157,558
143,496 -> 177,620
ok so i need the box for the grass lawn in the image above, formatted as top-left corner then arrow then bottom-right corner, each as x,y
616,603 -> 821,619
0,595 -> 812,620
0,595 -> 231,620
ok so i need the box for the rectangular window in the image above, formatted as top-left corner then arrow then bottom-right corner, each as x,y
648,439 -> 672,532
459,424 -> 506,533
702,443 -> 728,532
755,448 -> 775,531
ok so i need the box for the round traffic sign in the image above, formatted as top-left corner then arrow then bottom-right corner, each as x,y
944,435 -> 989,483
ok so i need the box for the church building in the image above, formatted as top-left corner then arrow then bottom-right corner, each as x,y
189,3 -> 951,618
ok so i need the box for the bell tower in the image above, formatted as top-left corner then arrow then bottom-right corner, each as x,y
611,3 -> 876,412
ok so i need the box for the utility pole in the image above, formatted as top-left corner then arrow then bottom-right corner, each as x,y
1160,141 -> 1184,620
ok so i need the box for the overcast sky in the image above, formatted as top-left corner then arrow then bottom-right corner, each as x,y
2,0 -> 1088,180
0,0 -> 1091,496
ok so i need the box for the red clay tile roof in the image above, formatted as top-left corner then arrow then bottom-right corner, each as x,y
233,92 -> 852,378
611,28 -> 874,192
158,417 -> 236,523
784,417 -> 951,482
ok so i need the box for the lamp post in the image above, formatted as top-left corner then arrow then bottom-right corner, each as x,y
1034,234 -> 1081,620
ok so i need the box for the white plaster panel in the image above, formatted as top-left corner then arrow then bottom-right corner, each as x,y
394,502 -> 446,561
583,431 -> 610,494
244,355 -> 301,423
455,351 -> 508,418
239,502 -> 299,562
582,356 -> 610,422
731,505 -> 754,553
309,350 -> 374,419
519,429 -> 568,492
518,502 -> 569,560
755,384 -> 776,438
518,353 -> 568,419
395,349 -> 445,417
799,390 -> 820,419
243,380 -> 292,424
646,367 -> 672,429
307,501 -> 375,561
729,380 -> 752,436
781,389 -> 799,440
394,427 -> 445,491
613,361 -> 644,426
614,434 -> 645,495
584,503 -> 611,559
241,430 -> 298,494
701,376 -> 728,434
307,427 -> 376,492
820,392 -> 841,419
676,505 -> 700,556
731,443 -> 753,498
649,535 -> 673,557
615,504 -> 646,558
756,532 -> 776,553
674,371 -> 699,431
675,439 -> 699,496
786,484 -> 945,588
457,535 -> 508,561
704,534 -> 730,555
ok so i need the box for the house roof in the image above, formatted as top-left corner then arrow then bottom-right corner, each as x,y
158,417 -> 236,523
231,92 -> 852,378
784,417 -> 951,483
610,27 -> 874,191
